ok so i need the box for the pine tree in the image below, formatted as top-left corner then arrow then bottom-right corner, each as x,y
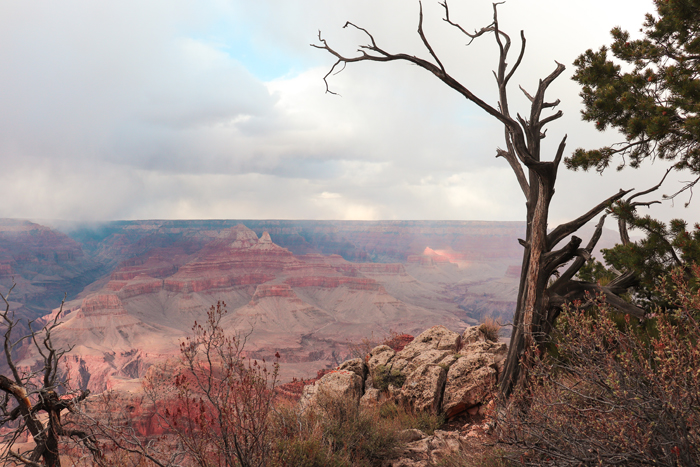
570,0 -> 700,310
569,0 -> 700,192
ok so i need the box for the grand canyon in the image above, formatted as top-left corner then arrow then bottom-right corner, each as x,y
0,218 -> 622,393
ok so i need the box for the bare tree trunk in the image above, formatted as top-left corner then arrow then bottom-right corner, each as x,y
0,287 -> 104,466
313,0 -> 647,398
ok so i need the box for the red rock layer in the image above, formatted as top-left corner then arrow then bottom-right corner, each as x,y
251,284 -> 297,300
285,276 -> 385,292
118,278 -> 164,299
163,273 -> 275,293
80,294 -> 123,315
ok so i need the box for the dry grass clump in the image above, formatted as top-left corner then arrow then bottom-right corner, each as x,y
270,394 -> 444,466
479,317 -> 502,341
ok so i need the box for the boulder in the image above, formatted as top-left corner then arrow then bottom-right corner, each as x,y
442,348 -> 504,418
391,349 -> 451,375
359,387 -> 383,408
462,325 -> 490,344
299,369 -> 363,411
398,363 -> 447,414
396,326 -> 461,361
337,357 -> 367,381
461,339 -> 507,357
388,430 -> 467,467
301,323 -> 508,421
367,345 -> 396,377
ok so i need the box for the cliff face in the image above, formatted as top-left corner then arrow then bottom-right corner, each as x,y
0,219 -> 107,318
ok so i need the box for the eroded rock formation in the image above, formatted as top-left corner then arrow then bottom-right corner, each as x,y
298,324 -> 506,466
300,324 -> 506,418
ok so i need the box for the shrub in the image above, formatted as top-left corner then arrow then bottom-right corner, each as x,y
433,449 -> 515,467
479,317 -> 502,342
373,364 -> 406,392
378,402 -> 444,435
143,301 -> 280,467
497,266 -> 700,466
270,392 -> 400,466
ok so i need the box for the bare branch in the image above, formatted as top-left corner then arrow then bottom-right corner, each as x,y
542,98 -> 560,109
504,31 -> 526,85
663,173 -> 700,207
628,166 -> 672,205
312,23 -> 519,134
8,450 -> 43,467
440,0 -> 495,43
417,2 -> 445,72
496,148 -> 529,197
547,188 -> 633,250
539,110 -> 564,128
553,134 -> 568,168
519,85 -> 534,102
549,215 -> 608,293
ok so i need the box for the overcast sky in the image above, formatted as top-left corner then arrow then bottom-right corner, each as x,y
1,0 -> 695,226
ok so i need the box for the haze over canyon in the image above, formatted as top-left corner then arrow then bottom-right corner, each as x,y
0,218 -> 616,392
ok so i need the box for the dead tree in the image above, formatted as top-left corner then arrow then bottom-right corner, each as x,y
313,1 -> 647,396
0,285 -> 103,467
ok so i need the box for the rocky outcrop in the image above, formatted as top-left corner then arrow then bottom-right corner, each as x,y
299,369 -> 363,411
301,324 -> 505,420
442,341 -> 506,418
163,273 -> 275,293
251,284 -> 298,300
398,363 -> 447,414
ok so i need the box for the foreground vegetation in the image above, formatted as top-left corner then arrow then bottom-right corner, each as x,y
497,265 -> 700,466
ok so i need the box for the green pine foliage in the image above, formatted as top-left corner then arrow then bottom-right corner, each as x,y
568,0 -> 700,178
568,0 -> 700,313
580,208 -> 700,311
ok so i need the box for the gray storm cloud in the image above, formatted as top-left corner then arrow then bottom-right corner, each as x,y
3,0 -> 693,225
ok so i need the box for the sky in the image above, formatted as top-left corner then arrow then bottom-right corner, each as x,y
1,0 -> 696,227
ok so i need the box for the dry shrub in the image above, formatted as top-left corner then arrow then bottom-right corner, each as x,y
271,392 -> 398,466
270,393 -> 444,466
432,449 -> 514,467
382,331 -> 414,352
479,317 -> 502,342
498,266 -> 700,466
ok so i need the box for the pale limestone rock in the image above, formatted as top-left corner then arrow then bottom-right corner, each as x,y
398,429 -> 428,443
396,326 -> 461,362
367,345 -> 395,377
398,363 -> 447,414
359,387 -> 382,408
299,369 -> 363,411
337,357 -> 367,381
392,349 -> 451,375
461,339 -> 507,357
462,325 -> 489,344
388,430 -> 468,467
442,351 -> 500,418
438,353 -> 460,368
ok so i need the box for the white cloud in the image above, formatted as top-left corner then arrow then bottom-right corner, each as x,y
2,0 -> 694,226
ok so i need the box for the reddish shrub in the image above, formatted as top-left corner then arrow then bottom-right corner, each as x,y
498,266 -> 700,466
